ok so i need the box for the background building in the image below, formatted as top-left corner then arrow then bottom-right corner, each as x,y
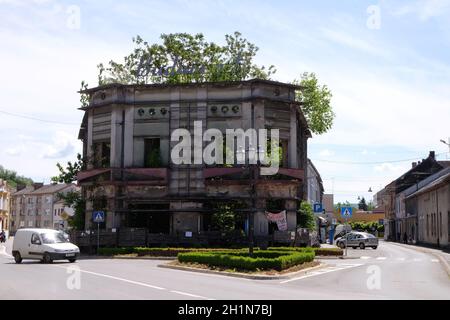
10,183 -> 77,233
307,159 -> 324,205
0,179 -> 11,236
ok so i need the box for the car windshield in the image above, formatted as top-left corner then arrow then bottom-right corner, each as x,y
364,233 -> 376,238
40,232 -> 66,244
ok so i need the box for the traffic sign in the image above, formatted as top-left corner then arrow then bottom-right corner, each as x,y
92,211 -> 105,223
313,203 -> 323,213
341,207 -> 353,218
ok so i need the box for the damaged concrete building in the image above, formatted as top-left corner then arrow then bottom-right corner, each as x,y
77,79 -> 311,237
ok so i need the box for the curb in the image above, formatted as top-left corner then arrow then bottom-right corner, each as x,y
390,243 -> 450,278
157,262 -> 327,280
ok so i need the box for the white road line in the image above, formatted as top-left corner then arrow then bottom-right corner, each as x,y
361,256 -> 371,260
53,265 -> 165,290
0,246 -> 13,258
280,264 -> 363,284
431,259 -> 439,263
170,290 -> 213,300
53,265 -> 212,300
413,258 -> 422,262
376,257 -> 387,260
397,258 -> 406,261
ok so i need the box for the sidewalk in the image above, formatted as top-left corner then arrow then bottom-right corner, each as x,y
390,241 -> 450,277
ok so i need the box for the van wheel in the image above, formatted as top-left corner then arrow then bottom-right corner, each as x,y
359,243 -> 366,250
373,246 -> 378,250
68,259 -> 77,263
13,252 -> 22,264
43,253 -> 53,264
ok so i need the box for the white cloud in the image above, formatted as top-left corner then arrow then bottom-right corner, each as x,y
390,0 -> 450,21
374,163 -> 409,174
41,131 -> 79,159
319,149 -> 335,157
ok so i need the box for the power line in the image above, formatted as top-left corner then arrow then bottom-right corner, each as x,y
0,110 -> 80,125
311,152 -> 449,165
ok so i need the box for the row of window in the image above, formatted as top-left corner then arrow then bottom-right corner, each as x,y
11,196 -> 52,206
426,211 -> 450,238
11,220 -> 51,228
10,209 -> 51,216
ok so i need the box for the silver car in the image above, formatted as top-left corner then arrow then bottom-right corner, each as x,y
336,232 -> 378,250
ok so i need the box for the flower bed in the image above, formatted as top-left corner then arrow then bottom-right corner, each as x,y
177,250 -> 315,271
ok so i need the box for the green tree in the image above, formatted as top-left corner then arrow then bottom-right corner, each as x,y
57,190 -> 85,230
51,153 -> 85,184
358,197 -> 368,211
297,201 -> 316,230
97,32 -> 276,85
210,201 -> 245,233
0,165 -> 33,188
294,72 -> 335,135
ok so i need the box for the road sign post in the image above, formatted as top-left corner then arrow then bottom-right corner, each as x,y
340,207 -> 353,256
92,211 -> 105,255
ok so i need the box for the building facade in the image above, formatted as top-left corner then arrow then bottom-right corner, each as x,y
77,79 -> 311,236
0,179 -> 11,236
307,159 -> 324,206
10,183 -> 77,233
405,167 -> 450,247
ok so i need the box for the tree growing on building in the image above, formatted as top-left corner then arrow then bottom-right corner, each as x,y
297,201 -> 316,230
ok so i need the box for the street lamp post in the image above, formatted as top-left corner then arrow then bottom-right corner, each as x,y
440,138 -> 450,156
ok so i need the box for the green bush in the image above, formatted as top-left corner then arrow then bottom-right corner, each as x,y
177,250 -> 315,271
267,247 -> 343,256
98,247 -> 134,256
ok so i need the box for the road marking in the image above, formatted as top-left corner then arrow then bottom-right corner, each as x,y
376,257 -> 387,260
170,290 -> 213,300
0,245 -> 13,258
431,259 -> 439,263
396,258 -> 406,261
280,264 -> 363,284
361,256 -> 371,260
53,265 -> 166,290
413,258 -> 422,262
53,265 -> 213,300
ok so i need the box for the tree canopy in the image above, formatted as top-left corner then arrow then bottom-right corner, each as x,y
97,32 -> 276,85
294,73 -> 335,135
90,32 -> 335,135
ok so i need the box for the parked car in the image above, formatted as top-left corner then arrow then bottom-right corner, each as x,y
335,232 -> 378,250
12,229 -> 80,264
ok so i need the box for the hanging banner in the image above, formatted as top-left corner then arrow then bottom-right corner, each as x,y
265,210 -> 288,231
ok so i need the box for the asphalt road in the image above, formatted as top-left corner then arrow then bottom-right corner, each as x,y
0,240 -> 449,300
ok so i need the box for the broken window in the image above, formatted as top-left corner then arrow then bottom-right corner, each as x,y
144,138 -> 161,168
93,142 -> 110,168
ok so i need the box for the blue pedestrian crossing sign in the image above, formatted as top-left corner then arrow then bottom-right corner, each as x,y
341,207 -> 353,219
92,211 -> 105,223
313,203 -> 323,213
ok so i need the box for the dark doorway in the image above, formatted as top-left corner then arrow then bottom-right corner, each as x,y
126,203 -> 170,233
144,138 -> 161,168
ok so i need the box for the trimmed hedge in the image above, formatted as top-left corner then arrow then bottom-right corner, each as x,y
97,247 -> 246,257
177,250 -> 315,271
267,247 -> 343,256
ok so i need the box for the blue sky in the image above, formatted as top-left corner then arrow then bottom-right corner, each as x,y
1,0 -> 449,203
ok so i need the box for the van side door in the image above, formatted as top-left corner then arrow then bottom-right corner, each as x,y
29,233 -> 43,259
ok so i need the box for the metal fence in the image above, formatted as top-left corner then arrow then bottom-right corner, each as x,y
68,228 -> 298,253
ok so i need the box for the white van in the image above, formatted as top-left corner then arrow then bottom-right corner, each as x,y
12,229 -> 80,264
